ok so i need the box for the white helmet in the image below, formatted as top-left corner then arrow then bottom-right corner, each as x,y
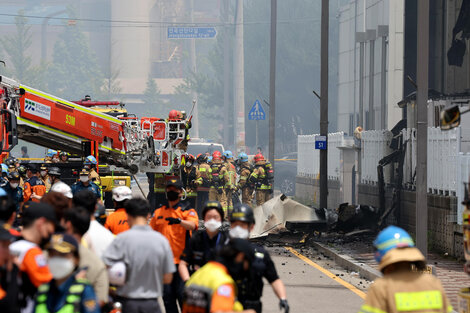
112,186 -> 132,202
108,261 -> 126,286
50,182 -> 73,199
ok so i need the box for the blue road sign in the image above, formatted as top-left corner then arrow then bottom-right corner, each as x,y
315,136 -> 327,150
248,100 -> 266,120
167,27 -> 217,39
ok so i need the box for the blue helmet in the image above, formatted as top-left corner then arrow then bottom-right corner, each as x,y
0,187 -> 6,197
373,226 -> 415,263
84,155 -> 97,165
207,156 -> 213,163
223,150 -> 233,159
47,149 -> 57,157
238,152 -> 249,163
1,164 -> 7,174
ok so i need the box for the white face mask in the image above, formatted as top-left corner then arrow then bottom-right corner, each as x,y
204,219 -> 222,233
80,176 -> 89,183
40,171 -> 47,177
48,257 -> 75,280
229,225 -> 250,239
10,183 -> 18,188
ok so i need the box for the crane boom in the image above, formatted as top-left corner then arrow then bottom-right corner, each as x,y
0,75 -> 188,174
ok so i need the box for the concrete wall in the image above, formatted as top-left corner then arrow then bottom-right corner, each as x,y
295,177 -> 341,210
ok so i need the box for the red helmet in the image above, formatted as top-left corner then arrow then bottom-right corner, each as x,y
169,110 -> 179,120
212,151 -> 222,161
254,153 -> 265,162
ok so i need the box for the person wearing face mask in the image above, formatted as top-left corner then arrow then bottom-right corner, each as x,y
104,186 -> 132,235
24,164 -> 47,203
39,165 -> 51,192
71,169 -> 101,200
179,201 -> 227,282
150,178 -> 198,313
181,154 -> 198,211
228,204 -> 289,313
182,238 -> 255,313
9,202 -> 56,311
4,171 -> 23,216
34,233 -> 100,313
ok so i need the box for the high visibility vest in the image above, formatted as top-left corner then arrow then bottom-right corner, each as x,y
35,279 -> 87,313
183,262 -> 243,313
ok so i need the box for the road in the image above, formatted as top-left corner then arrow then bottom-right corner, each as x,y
260,246 -> 367,313
131,179 -> 368,312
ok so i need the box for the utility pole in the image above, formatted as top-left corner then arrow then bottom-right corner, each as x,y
234,0 -> 245,150
189,0 -> 199,138
320,0 -> 329,210
268,0 -> 277,165
223,0 -> 230,147
416,0 -> 429,258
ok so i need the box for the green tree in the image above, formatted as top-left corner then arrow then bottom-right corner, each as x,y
0,10 -> 47,86
47,9 -> 104,100
143,75 -> 166,117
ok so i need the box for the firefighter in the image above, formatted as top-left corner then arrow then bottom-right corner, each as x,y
150,178 -> 198,313
71,169 -> 101,200
194,154 -> 212,217
182,238 -> 256,313
359,226 -> 452,313
223,151 -> 238,214
4,157 -> 16,171
84,155 -> 101,186
209,151 -> 229,215
23,164 -> 47,203
238,153 -> 253,205
47,167 -> 62,188
44,149 -> 57,163
39,164 -> 51,192
181,154 -> 197,210
59,151 -> 68,163
228,204 -> 289,313
104,186 -> 132,235
248,154 -> 271,206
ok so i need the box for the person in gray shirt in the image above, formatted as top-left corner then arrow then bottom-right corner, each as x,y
103,198 -> 175,313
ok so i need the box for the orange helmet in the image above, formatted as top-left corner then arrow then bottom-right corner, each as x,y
254,153 -> 265,162
212,151 -> 222,161
169,110 -> 179,120
186,154 -> 195,162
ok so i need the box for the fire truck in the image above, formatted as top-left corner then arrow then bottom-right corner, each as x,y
0,75 -> 190,175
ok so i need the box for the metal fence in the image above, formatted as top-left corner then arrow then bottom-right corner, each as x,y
297,132 -> 349,180
360,130 -> 393,184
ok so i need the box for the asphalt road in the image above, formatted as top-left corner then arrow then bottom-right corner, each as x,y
260,246 -> 367,313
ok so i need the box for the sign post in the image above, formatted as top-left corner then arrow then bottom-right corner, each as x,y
248,100 -> 266,151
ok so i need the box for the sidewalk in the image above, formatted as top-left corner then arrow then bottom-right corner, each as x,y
311,234 -> 470,309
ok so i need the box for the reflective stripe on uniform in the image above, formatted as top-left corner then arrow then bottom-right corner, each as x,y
394,290 -> 443,311
358,304 -> 386,313
375,237 -> 414,251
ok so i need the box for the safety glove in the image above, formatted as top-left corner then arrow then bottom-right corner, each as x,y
279,299 -> 289,313
166,217 -> 182,225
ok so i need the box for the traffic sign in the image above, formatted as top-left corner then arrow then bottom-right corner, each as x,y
315,136 -> 327,150
248,100 -> 266,120
167,27 -> 217,39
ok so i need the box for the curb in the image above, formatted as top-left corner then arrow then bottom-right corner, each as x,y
310,241 -> 382,282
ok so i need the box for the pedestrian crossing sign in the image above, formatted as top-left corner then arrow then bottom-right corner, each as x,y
248,100 -> 266,120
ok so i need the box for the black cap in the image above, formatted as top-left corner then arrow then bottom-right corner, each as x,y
230,203 -> 255,224
166,178 -> 183,189
202,200 -> 224,220
0,223 -> 13,241
46,233 -> 78,254
22,202 -> 57,223
27,163 -> 38,172
217,238 -> 254,263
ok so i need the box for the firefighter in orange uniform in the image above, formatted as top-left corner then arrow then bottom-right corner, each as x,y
23,164 -> 46,203
150,178 -> 198,313
104,186 -> 132,235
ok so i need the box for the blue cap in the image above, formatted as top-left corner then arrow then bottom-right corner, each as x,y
373,226 -> 415,263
